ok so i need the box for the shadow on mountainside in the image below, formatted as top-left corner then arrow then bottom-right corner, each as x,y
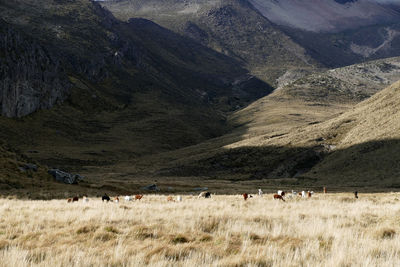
153,139 -> 400,190
2,138 -> 400,198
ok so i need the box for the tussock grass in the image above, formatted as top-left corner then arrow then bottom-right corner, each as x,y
1,193 -> 400,266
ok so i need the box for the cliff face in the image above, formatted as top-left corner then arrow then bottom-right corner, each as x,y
0,22 -> 70,117
0,22 -> 71,118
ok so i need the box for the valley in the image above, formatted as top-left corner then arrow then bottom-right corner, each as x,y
1,0 -> 400,198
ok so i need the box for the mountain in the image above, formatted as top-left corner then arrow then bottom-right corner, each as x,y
138,58 -> 400,190
101,0 -> 320,85
249,0 -> 400,33
102,0 -> 400,81
0,0 -> 273,194
278,56 -> 400,103
1,0 -> 400,196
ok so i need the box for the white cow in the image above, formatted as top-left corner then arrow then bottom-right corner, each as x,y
301,191 -> 306,198
177,196 -> 182,202
277,190 -> 285,196
83,196 -> 89,203
124,196 -> 132,202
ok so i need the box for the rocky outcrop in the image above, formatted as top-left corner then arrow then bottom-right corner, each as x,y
141,184 -> 160,191
48,169 -> 84,184
0,22 -> 71,118
183,21 -> 209,45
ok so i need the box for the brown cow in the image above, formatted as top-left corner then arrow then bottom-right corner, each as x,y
307,191 -> 312,198
67,197 -> 79,203
323,187 -> 327,194
273,194 -> 285,201
135,194 -> 143,200
167,196 -> 174,202
243,193 -> 249,201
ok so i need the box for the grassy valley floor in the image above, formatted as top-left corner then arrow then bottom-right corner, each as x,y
1,193 -> 400,266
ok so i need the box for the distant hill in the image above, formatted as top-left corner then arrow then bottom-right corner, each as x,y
102,0 -> 400,82
249,0 -> 400,33
101,0 -> 320,85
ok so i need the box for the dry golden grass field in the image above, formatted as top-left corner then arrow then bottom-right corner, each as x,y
1,193 -> 400,266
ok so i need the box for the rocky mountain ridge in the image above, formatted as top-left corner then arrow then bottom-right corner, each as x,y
0,21 -> 70,117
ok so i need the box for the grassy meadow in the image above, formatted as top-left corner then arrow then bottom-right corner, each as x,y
1,193 -> 400,266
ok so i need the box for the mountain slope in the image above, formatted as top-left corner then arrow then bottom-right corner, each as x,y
0,0 -> 272,181
134,59 -> 400,190
101,0 -> 319,85
103,0 -> 400,76
249,0 -> 400,33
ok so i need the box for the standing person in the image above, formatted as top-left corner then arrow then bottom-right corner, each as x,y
258,188 -> 263,196
354,191 -> 358,199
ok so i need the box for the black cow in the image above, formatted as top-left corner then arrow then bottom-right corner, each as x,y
102,194 -> 111,202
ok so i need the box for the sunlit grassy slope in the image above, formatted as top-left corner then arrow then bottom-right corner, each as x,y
130,74 -> 400,190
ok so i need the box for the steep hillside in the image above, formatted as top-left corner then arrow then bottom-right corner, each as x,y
136,60 -> 400,190
249,0 -> 400,67
278,57 -> 400,103
249,0 -> 400,33
103,0 -> 400,76
0,0 -> 272,184
101,0 -> 319,85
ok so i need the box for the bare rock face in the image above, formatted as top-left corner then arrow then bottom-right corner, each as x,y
48,169 -> 84,184
0,22 -> 70,118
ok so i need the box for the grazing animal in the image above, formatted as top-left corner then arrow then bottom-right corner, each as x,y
298,192 -> 302,196
167,196 -> 174,202
198,191 -> 212,198
198,192 -> 206,198
67,198 -> 72,203
177,195 -> 182,202
301,191 -> 306,198
277,190 -> 285,196
323,187 -> 327,194
83,196 -> 89,203
114,197 -> 119,203
354,191 -> 358,199
124,196 -> 132,202
102,194 -> 111,202
243,193 -> 249,201
135,194 -> 143,200
258,189 -> 263,196
307,191 -> 312,198
72,197 -> 79,202
273,194 -> 285,201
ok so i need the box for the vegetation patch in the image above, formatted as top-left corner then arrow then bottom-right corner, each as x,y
170,234 -> 189,244
376,228 -> 396,240
104,226 -> 119,234
76,225 -> 98,234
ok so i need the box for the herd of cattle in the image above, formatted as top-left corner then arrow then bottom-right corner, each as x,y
66,188 -> 359,203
